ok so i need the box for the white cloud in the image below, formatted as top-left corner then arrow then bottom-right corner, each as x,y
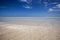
19,0 -> 32,3
48,8 -> 60,12
20,0 -> 27,2
23,5 -> 32,9
52,4 -> 60,9
18,0 -> 32,9
52,6 -> 57,8
48,4 -> 60,12
48,8 -> 53,12
56,4 -> 60,8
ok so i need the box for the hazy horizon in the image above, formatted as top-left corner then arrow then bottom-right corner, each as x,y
0,17 -> 60,26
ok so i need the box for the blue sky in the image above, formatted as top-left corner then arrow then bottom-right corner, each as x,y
0,0 -> 60,17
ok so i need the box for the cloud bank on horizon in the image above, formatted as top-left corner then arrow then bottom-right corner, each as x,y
0,0 -> 60,17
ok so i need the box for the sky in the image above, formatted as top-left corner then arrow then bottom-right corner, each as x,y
0,0 -> 60,17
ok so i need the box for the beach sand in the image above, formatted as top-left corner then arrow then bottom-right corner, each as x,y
0,22 -> 60,40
